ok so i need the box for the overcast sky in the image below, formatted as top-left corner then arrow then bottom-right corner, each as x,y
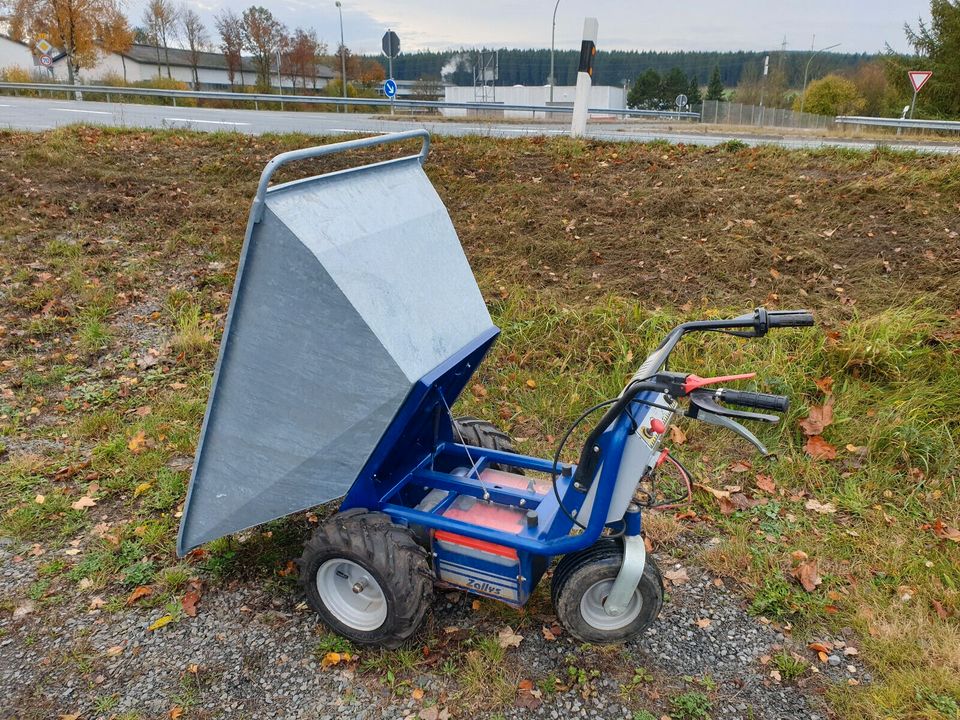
127,0 -> 930,56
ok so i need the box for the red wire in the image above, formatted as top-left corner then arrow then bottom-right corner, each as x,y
654,451 -> 693,510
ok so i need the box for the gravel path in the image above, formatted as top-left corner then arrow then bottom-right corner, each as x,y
1,535 -> 861,720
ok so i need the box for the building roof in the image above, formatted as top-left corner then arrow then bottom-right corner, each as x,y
122,44 -> 334,78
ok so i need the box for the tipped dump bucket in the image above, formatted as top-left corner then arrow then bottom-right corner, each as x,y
177,130 -> 494,555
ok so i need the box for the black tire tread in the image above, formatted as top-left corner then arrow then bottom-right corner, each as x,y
298,511 -> 432,648
452,415 -> 519,472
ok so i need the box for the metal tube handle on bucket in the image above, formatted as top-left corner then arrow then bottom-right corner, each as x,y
249,129 -> 431,227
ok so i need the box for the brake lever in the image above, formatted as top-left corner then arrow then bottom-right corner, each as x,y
689,409 -> 774,458
687,390 -> 779,423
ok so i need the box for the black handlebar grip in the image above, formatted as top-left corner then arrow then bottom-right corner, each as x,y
717,389 -> 790,413
767,310 -> 814,329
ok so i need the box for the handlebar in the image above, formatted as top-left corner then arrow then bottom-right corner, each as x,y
766,310 -> 815,329
716,389 -> 790,413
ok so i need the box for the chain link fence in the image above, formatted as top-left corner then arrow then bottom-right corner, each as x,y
698,100 -> 834,130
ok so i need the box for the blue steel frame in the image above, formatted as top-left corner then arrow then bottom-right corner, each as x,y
340,327 -> 649,564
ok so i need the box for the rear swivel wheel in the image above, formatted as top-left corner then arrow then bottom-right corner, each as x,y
298,509 -> 433,648
551,538 -> 663,644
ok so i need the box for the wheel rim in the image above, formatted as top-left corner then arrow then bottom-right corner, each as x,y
316,559 -> 388,631
579,579 -> 643,631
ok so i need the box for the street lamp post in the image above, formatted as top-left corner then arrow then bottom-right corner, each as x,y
549,0 -> 560,103
336,1 -> 347,104
799,41 -> 841,116
276,48 -> 283,111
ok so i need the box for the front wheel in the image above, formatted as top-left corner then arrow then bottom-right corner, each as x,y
551,539 -> 663,644
298,509 -> 433,648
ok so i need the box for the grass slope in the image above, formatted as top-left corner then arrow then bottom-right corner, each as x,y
0,127 -> 958,718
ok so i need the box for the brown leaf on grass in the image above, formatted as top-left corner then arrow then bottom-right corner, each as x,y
516,689 -> 543,710
814,376 -> 834,395
804,435 -> 837,460
70,496 -> 96,510
755,474 -> 776,494
128,430 -> 147,454
791,559 -> 822,592
497,626 -> 523,648
932,519 -> 960,543
729,459 -> 752,473
932,600 -> 950,620
799,399 -> 834,436
669,425 -> 687,444
168,706 -> 183,720
411,687 -> 425,701
804,498 -> 837,514
470,383 -> 488,398
126,585 -> 153,605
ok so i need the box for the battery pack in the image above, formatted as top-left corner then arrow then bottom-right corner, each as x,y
433,495 -> 526,604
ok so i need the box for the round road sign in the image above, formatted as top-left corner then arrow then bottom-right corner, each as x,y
675,93 -> 688,108
39,54 -> 53,67
383,78 -> 397,98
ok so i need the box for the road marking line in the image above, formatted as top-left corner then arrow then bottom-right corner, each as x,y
165,117 -> 250,126
53,108 -> 112,115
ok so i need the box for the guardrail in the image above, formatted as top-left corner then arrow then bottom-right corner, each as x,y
835,115 -> 960,132
0,81 -> 701,120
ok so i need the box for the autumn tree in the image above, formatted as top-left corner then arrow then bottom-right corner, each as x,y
100,11 -> 134,82
793,74 -> 866,115
241,6 -> 286,90
215,9 -> 245,88
7,0 -> 130,85
142,0 -> 179,79
706,64 -> 724,101
903,0 -> 960,116
357,57 -> 386,87
849,61 -> 892,116
180,6 -> 209,88
284,27 -> 325,90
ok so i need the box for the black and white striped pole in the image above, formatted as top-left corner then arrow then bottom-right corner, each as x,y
570,17 -> 598,138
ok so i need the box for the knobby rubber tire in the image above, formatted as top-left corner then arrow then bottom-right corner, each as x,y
551,538 -> 664,644
298,509 -> 433,648
452,415 -> 519,472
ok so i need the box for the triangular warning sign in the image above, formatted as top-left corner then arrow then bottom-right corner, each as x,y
908,70 -> 932,92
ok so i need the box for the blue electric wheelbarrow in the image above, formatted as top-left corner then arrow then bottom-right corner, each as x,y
177,130 -> 813,647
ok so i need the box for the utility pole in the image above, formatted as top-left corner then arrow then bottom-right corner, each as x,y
758,54 -> 769,126
549,0 -> 561,103
336,1 -> 347,105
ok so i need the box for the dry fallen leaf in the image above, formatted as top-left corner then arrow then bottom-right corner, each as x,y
814,376 -> 834,395
695,618 -> 712,629
34,494 -> 45,504
664,568 -> 689,585
147,615 -> 173,631
126,585 -> 153,605
669,425 -> 687,444
106,645 -> 124,657
411,687 -> 425,701
804,435 -> 837,460
525,379 -> 537,389
133,482 -> 152,498
932,519 -> 960,543
128,430 -> 148,454
168,706 -> 183,720
791,559 -> 822,592
182,590 -> 201,617
799,399 -> 834,436
755,474 -> 776,494
497,626 -> 523,648
805,498 -> 837,515
70,496 -> 97,510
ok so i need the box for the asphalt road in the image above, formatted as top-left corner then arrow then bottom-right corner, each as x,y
2,94 -> 958,154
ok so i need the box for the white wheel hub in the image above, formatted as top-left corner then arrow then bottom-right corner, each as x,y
579,579 -> 643,631
316,558 -> 387,631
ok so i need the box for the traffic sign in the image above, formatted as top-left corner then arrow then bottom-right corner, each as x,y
908,70 -> 932,93
383,78 -> 397,98
39,54 -> 52,67
381,30 -> 400,59
35,38 -> 52,54
675,93 -> 688,109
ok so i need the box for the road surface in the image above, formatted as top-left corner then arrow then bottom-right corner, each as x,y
1,95 -> 957,154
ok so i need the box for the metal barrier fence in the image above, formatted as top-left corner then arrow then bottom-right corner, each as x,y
0,81 -> 701,121
698,100 -> 833,130
835,115 -> 960,133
